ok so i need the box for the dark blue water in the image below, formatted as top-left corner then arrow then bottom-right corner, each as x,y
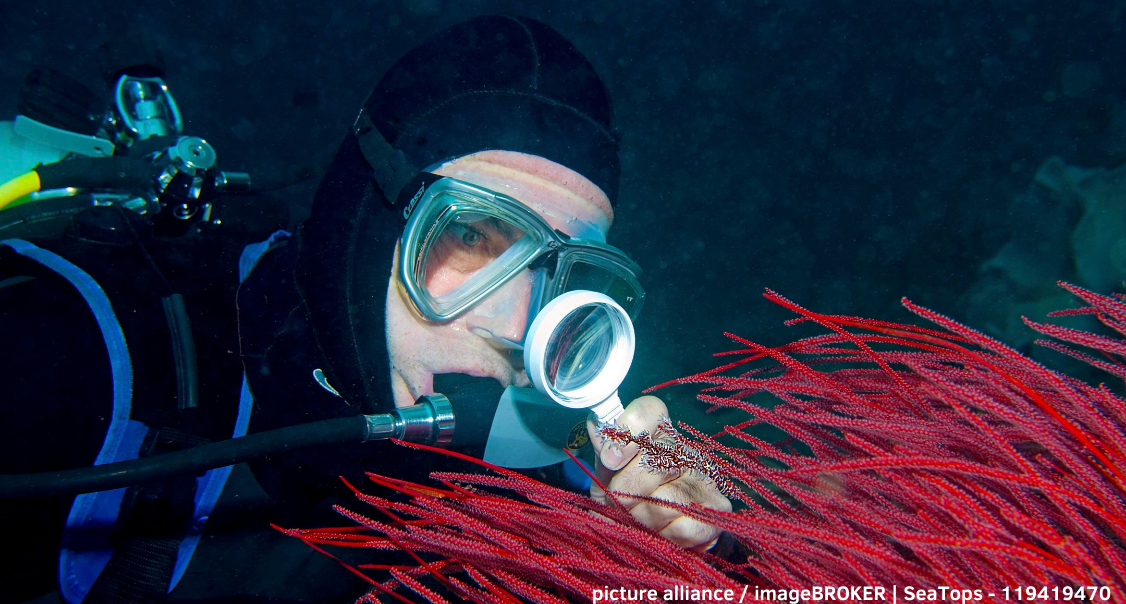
3,0 -> 1122,417
1,1 -> 1121,423
0,5 -> 1122,598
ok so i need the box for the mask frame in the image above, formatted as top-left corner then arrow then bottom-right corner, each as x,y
397,174 -> 644,327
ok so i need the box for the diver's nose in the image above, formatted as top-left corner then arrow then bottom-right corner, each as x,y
463,270 -> 533,350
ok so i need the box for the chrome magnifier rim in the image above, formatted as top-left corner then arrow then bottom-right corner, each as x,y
523,290 -> 635,425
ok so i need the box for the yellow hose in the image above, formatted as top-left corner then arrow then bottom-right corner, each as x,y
0,171 -> 42,212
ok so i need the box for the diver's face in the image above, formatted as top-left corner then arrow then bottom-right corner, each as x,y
385,150 -> 614,408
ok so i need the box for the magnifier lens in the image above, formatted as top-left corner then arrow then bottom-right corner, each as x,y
525,290 -> 635,420
546,305 -> 615,392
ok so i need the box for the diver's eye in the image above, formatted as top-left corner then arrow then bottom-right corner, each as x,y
461,230 -> 481,246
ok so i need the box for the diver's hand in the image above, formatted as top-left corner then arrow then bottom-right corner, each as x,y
586,395 -> 732,551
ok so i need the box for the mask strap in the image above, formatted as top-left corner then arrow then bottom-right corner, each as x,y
395,172 -> 446,222
353,110 -> 418,205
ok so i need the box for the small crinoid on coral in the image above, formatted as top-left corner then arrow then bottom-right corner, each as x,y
280,282 -> 1126,603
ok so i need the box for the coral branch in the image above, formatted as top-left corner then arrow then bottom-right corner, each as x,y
282,282 -> 1126,603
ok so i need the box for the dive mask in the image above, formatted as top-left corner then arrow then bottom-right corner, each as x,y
397,173 -> 644,330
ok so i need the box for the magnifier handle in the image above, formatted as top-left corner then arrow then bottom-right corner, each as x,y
588,391 -> 624,427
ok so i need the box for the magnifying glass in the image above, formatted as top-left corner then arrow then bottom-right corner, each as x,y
524,290 -> 635,426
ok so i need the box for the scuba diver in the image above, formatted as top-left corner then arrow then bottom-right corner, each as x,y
0,15 -> 731,603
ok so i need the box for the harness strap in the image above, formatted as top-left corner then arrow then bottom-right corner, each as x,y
1,237 -> 266,602
0,239 -> 142,604
84,537 -> 180,604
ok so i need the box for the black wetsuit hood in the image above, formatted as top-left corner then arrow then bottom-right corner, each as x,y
290,15 -> 621,414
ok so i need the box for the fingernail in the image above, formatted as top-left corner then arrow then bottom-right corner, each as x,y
602,445 -> 625,470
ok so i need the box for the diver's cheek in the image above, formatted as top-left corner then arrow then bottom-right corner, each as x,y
462,270 -> 533,344
385,274 -> 524,406
385,285 -> 433,408
424,264 -> 477,299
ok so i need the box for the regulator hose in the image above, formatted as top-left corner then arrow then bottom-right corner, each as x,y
0,172 -> 41,211
34,156 -> 152,191
0,380 -> 502,500
0,415 -> 369,500
0,157 -> 152,212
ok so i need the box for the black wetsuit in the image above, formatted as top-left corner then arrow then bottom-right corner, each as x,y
0,207 -> 367,603
0,201 -> 560,603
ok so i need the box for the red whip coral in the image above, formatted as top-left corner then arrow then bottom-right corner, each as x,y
280,282 -> 1125,603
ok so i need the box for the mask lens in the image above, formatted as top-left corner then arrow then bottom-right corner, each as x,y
561,259 -> 645,318
414,201 -> 538,312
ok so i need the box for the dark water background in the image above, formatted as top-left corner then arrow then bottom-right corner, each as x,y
2,0 -> 1123,427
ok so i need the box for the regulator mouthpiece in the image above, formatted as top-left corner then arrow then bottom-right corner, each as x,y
362,394 -> 455,446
